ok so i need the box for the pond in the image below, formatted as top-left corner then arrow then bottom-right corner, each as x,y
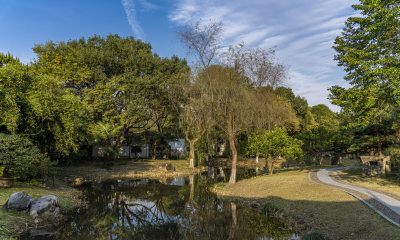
26,168 -> 299,239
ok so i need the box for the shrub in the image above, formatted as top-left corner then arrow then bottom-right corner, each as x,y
0,133 -> 56,181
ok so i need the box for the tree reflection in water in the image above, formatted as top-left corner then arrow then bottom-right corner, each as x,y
57,171 -> 297,240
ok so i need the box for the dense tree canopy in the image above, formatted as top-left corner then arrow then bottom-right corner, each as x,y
329,0 -> 400,125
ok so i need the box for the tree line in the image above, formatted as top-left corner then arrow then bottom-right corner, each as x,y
1,0 -> 399,183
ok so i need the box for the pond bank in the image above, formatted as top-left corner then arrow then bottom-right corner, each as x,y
0,179 -> 81,239
213,169 -> 400,239
58,159 -> 199,184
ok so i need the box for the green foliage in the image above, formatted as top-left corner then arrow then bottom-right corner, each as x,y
0,52 -> 20,67
32,34 -> 189,158
262,202 -> 282,217
329,0 -> 400,126
302,231 -> 325,240
0,63 -> 30,133
384,145 -> 400,171
0,134 -> 56,181
247,128 -> 303,161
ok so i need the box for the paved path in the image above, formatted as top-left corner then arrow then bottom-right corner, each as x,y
312,167 -> 400,227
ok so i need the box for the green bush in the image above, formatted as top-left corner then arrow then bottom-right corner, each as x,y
0,133 -> 56,181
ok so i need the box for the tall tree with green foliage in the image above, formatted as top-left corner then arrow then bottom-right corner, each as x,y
32,35 -> 188,158
329,0 -> 400,126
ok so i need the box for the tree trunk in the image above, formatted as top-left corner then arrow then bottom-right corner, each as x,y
255,152 -> 259,164
189,141 -> 195,168
267,158 -> 274,175
377,139 -> 383,157
318,153 -> 323,165
228,133 -> 238,184
152,140 -> 157,160
189,174 -> 194,202
228,202 -> 237,240
227,113 -> 238,184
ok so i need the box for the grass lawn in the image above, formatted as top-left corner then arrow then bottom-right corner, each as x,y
337,168 -> 400,197
0,179 -> 80,239
214,169 -> 400,240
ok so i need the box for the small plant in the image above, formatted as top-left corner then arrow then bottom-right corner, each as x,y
302,231 -> 325,240
262,202 -> 282,217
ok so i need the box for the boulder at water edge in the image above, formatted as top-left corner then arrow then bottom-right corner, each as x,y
3,192 -> 33,211
30,195 -> 60,217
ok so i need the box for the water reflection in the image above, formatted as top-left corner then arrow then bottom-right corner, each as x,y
54,169 -> 297,240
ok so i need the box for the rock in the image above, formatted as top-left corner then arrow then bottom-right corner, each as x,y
3,192 -> 33,211
30,195 -> 60,217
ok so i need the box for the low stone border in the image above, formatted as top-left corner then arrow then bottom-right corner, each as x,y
308,170 -> 400,227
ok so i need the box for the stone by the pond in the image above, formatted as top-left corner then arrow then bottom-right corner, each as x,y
3,192 -> 33,211
30,195 -> 60,217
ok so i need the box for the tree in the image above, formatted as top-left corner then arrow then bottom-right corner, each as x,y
0,62 -> 30,133
178,21 -> 289,182
33,35 -> 188,158
329,0 -> 400,126
177,20 -> 222,168
177,20 -> 223,69
247,128 -> 303,174
275,87 -> 315,131
298,127 -> 335,165
200,65 -> 253,183
310,104 -> 339,128
180,79 -> 213,168
0,52 -> 20,67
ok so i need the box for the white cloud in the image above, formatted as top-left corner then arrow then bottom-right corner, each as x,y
168,0 -> 359,111
121,0 -> 145,40
137,0 -> 159,12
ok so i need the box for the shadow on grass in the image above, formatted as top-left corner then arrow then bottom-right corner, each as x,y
221,195 -> 400,240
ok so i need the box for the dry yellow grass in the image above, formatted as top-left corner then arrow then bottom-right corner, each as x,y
60,159 -> 197,181
214,170 -> 400,240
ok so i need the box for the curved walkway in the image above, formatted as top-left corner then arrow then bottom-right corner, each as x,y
309,167 -> 400,227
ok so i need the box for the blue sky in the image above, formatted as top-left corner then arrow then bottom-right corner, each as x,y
0,0 -> 358,111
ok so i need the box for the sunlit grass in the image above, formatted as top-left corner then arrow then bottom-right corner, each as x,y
337,168 -> 400,196
0,180 -> 80,238
214,169 -> 400,240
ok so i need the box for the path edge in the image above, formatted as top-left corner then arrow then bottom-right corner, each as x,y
308,169 -> 400,228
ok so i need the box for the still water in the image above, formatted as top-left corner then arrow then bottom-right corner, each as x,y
32,168 -> 299,239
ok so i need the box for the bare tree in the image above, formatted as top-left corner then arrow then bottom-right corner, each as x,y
177,20 -> 223,69
223,44 -> 287,88
177,20 -> 223,169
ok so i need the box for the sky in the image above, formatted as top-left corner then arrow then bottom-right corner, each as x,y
0,0 -> 359,111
